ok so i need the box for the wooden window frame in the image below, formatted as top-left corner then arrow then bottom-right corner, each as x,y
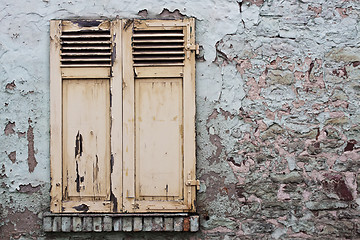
50,18 -> 198,214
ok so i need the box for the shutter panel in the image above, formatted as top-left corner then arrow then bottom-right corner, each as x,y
122,19 -> 197,212
50,20 -> 119,213
51,18 -> 196,214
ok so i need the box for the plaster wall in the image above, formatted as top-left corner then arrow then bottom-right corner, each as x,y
0,0 -> 360,239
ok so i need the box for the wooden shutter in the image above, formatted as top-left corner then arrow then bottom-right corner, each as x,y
50,20 -> 122,213
50,18 -> 196,213
122,19 -> 197,212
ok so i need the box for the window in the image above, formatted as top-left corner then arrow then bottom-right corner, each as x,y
50,19 -> 198,213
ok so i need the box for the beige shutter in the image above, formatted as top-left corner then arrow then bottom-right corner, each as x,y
50,20 -> 122,213
122,19 -> 197,212
51,18 -> 196,213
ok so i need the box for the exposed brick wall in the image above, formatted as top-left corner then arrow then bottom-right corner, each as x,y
0,0 -> 359,239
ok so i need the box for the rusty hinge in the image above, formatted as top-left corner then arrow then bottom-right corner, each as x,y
186,180 -> 200,190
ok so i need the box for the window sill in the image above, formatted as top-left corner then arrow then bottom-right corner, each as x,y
43,213 -> 199,232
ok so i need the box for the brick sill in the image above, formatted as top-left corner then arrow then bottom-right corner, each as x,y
43,213 -> 199,232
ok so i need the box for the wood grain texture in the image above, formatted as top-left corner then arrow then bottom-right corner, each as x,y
122,19 -> 136,211
62,79 -> 110,200
135,78 -> 183,198
182,18 -> 196,212
50,20 -> 63,213
110,19 -> 123,212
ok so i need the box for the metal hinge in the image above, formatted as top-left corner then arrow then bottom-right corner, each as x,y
185,44 -> 200,55
186,180 -> 200,190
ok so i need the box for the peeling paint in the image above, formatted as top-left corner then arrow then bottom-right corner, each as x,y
26,122 -> 37,173
7,151 -> 16,163
4,121 -> 15,136
1,0 -> 360,239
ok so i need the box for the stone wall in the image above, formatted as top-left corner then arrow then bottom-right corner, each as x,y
1,0 -> 359,239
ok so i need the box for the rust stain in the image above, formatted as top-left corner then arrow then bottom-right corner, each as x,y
183,217 -> 190,231
27,123 -> 37,173
4,121 -> 15,135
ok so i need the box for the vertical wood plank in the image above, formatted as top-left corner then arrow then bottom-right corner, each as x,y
63,80 -> 110,200
50,20 -> 63,213
135,79 -> 183,198
110,19 -> 123,212
122,19 -> 136,212
183,18 -> 197,211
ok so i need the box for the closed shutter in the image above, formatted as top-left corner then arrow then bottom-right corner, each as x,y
122,19 -> 197,212
50,18 -> 196,213
50,20 -> 122,213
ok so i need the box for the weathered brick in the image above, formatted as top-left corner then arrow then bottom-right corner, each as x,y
122,217 -> 132,232
93,217 -> 102,232
43,217 -> 52,232
52,217 -> 61,232
133,217 -> 142,231
174,217 -> 183,231
190,215 -> 199,232
153,217 -> 163,231
103,216 -> 112,231
61,217 -> 71,232
72,217 -> 82,232
143,217 -> 153,231
183,217 -> 190,232
113,218 -> 122,231
164,217 -> 174,231
83,217 -> 93,232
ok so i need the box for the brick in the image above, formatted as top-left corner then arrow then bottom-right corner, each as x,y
72,217 -> 82,232
113,218 -> 122,231
153,217 -> 163,231
83,217 -> 93,232
183,217 -> 190,231
93,217 -> 102,232
103,216 -> 112,231
133,217 -> 142,231
61,217 -> 71,232
43,217 -> 52,232
190,215 -> 199,232
143,217 -> 153,231
52,217 -> 61,232
174,217 -> 183,231
122,217 -> 133,231
164,217 -> 174,231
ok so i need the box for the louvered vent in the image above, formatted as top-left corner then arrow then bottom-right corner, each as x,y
132,29 -> 185,67
60,30 -> 111,67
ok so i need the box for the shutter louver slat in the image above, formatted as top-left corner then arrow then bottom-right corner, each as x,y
60,29 -> 111,67
132,29 -> 185,67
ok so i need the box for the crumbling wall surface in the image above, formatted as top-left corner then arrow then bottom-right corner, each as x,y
0,0 -> 360,239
